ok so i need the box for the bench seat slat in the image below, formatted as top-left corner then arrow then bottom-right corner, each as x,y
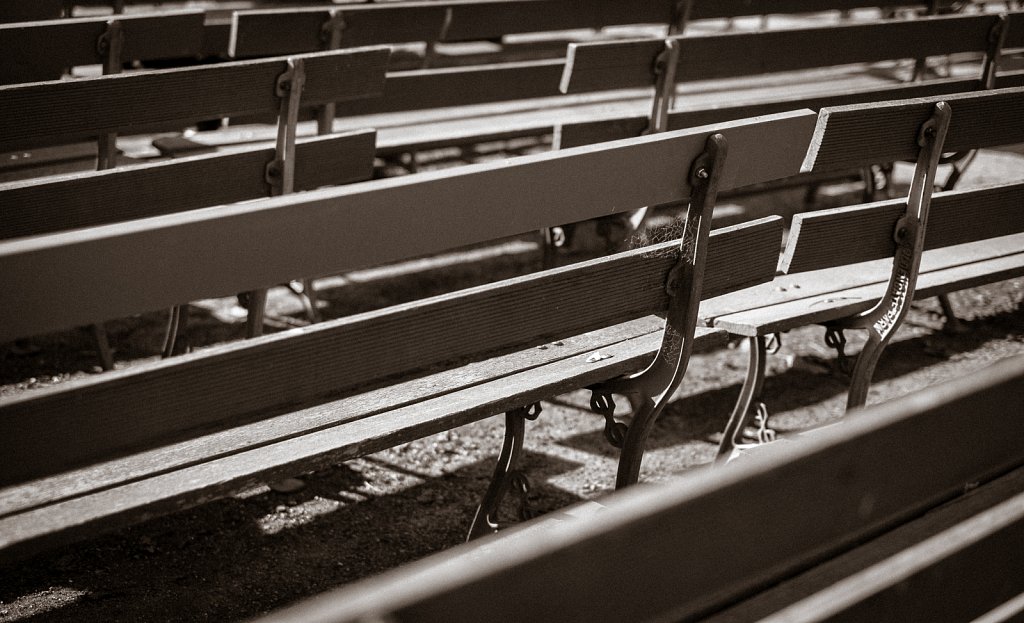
0,323 -> 727,563
707,234 -> 1024,336
0,111 -> 813,342
0,130 -> 377,240
0,217 -> 782,487
710,468 -> 1024,623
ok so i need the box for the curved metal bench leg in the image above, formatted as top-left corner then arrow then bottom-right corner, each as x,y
161,305 -> 190,358
90,324 -> 114,371
937,293 -> 966,333
716,335 -> 768,463
245,289 -> 268,339
846,331 -> 885,411
467,403 -> 541,541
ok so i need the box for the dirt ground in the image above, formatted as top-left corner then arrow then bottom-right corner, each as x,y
2,142 -> 1023,621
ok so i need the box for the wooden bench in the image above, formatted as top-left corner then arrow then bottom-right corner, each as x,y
701,86 -> 1024,459
252,353 -> 1024,623
0,110 -> 815,562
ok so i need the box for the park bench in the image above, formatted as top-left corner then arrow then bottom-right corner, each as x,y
701,86 -> 1024,459
0,45 -> 389,361
253,354 -> 1024,623
0,110 -> 815,563
168,10 -> 1021,185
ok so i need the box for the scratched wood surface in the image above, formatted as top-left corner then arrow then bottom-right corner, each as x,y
781,182 -> 1024,274
0,47 -> 389,152
0,111 -> 814,341
251,355 -> 1024,623
803,86 -> 1024,172
0,130 -> 376,240
560,13 -> 1006,93
709,468 -> 1024,623
0,216 -> 781,487
0,11 -> 206,84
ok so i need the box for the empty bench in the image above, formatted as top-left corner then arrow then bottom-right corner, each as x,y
0,110 -> 815,562
253,354 -> 1024,623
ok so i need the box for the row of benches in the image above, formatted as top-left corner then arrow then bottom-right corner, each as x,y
2,84 -> 1022,563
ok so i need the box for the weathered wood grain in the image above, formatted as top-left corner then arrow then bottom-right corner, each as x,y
230,5 -> 448,58
781,182 -> 1024,274
711,470 -> 1024,623
0,47 -> 389,151
248,355 -> 1024,623
0,130 -> 376,240
803,86 -> 1024,172
560,13 -> 1004,93
0,11 -> 206,84
0,217 -> 781,485
0,110 -> 814,341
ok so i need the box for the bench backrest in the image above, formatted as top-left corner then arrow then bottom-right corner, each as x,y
0,109 -> 816,343
250,354 -> 1024,623
0,46 -> 389,153
560,12 -> 1022,94
0,1 -> 64,24
0,130 -> 377,240
0,11 -> 206,84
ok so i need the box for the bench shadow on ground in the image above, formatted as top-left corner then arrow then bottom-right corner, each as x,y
0,451 -> 583,623
554,302 -> 1024,457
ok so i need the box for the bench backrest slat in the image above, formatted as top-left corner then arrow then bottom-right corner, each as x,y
556,70 -> 1024,149
252,355 -> 1024,623
0,12 -> 207,84
0,110 -> 816,342
802,86 -> 1024,172
230,6 -> 450,58
687,0 -> 931,20
561,13 -> 1008,93
0,47 -> 390,152
0,216 -> 782,488
0,1 -> 64,24
0,130 -> 377,240
781,181 -> 1024,274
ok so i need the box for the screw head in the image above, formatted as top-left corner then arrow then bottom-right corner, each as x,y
695,168 -> 709,179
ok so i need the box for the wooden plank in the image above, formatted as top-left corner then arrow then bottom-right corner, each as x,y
0,47 -> 389,152
0,110 -> 814,341
230,5 -> 448,58
560,13 -> 1002,93
0,130 -> 376,240
442,0 -> 675,42
248,355 -> 1024,623
710,468 -> 1024,622
0,11 -> 207,85
780,182 -> 1024,274
555,75 -> 986,149
0,217 -> 780,486
803,86 -> 1024,172
710,240 -> 1024,336
687,0 -> 929,20
0,325 -> 727,563
0,1 -> 64,24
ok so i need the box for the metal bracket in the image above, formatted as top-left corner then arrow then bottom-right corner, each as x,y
668,0 -> 694,35
97,19 -> 125,171
981,14 -> 1009,90
644,38 -> 681,135
466,403 -> 542,540
589,133 -> 728,487
266,58 -> 306,197
316,9 -> 347,134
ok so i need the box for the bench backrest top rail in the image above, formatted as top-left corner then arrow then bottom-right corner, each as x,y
560,12 -> 1022,93
556,70 -> 1024,149
0,11 -> 207,85
0,46 -> 390,152
0,216 -> 782,490
0,109 -> 816,343
254,354 -> 1024,623
802,85 -> 1024,172
781,181 -> 1024,274
0,130 -> 377,241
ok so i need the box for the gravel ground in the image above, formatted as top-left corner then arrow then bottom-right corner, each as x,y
1,144 -> 1021,622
